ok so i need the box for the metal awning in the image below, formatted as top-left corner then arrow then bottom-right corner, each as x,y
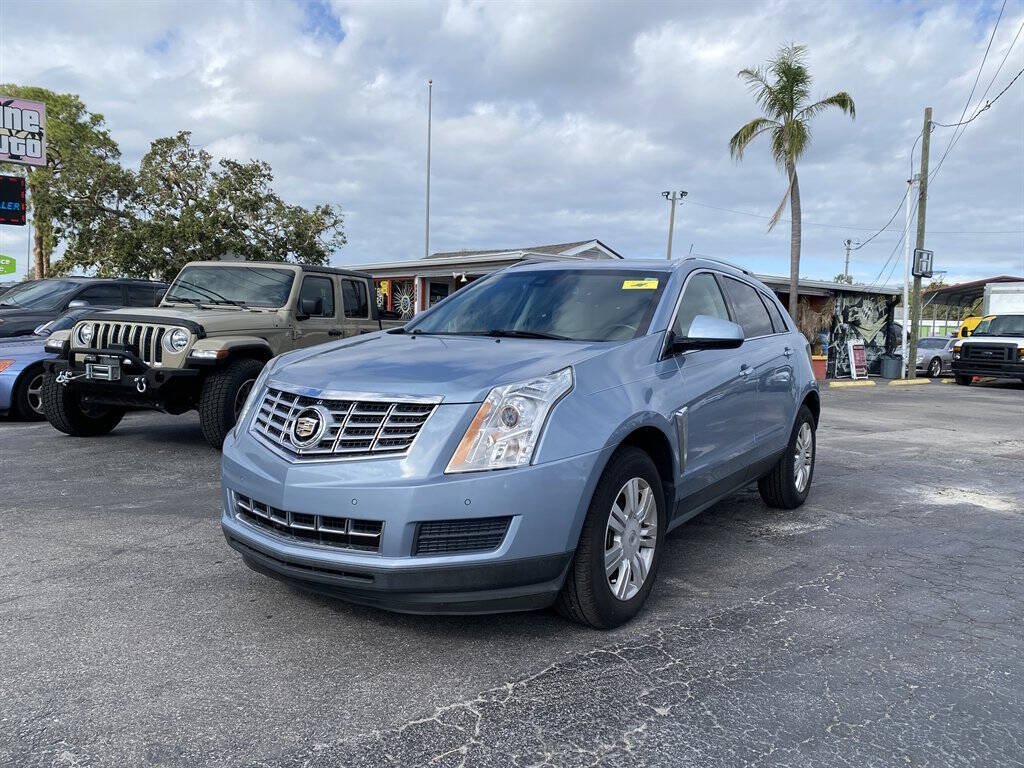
921,275 -> 1024,308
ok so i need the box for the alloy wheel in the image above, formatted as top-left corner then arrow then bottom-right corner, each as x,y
793,422 -> 814,493
27,372 -> 44,415
929,358 -> 941,377
604,477 -> 658,601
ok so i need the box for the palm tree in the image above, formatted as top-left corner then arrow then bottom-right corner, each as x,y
729,44 -> 855,319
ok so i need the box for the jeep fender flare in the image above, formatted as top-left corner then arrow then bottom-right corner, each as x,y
189,336 -> 275,363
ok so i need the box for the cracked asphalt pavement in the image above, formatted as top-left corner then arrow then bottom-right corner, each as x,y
1,380 -> 1022,767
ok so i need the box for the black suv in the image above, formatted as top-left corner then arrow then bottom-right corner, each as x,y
0,278 -> 167,338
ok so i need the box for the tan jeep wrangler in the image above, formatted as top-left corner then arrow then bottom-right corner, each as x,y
41,260 -> 401,447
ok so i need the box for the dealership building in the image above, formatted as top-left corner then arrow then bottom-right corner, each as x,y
352,240 -> 900,377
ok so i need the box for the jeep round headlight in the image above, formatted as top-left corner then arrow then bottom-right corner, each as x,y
75,323 -> 94,347
163,327 -> 190,353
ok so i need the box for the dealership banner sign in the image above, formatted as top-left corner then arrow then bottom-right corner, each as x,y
0,253 -> 15,276
0,175 -> 27,225
0,97 -> 47,167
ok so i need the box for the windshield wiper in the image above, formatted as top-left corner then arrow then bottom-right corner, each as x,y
483,329 -> 572,340
208,299 -> 256,311
165,296 -> 209,309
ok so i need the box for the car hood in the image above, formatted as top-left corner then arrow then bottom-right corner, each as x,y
0,306 -> 50,320
270,332 -> 614,403
92,305 -> 289,333
0,334 -> 46,356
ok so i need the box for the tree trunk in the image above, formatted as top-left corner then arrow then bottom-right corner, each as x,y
32,218 -> 46,279
787,161 -> 801,320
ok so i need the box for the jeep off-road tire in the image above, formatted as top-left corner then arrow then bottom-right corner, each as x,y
13,364 -> 46,420
955,374 -> 972,386
41,372 -> 125,436
758,404 -> 816,510
198,357 -> 264,449
556,446 -> 666,629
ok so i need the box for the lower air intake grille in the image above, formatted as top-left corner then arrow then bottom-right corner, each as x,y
414,517 -> 512,556
234,493 -> 383,552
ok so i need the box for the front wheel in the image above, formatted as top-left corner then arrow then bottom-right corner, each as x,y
556,446 -> 666,629
13,365 -> 46,420
758,405 -> 816,510
197,357 -> 264,449
927,357 -> 942,378
41,373 -> 125,436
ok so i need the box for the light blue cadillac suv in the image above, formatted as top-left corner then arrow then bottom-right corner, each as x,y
221,258 -> 819,628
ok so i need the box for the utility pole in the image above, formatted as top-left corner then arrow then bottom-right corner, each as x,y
907,107 -> 931,379
900,175 -> 917,378
424,79 -> 433,260
661,190 -> 687,259
842,238 -> 860,281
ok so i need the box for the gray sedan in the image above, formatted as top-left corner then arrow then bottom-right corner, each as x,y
916,336 -> 956,377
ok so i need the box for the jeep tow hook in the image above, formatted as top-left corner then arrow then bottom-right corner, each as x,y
55,371 -> 88,386
135,377 -> 148,394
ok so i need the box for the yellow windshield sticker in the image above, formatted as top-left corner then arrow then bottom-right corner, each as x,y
622,278 -> 659,290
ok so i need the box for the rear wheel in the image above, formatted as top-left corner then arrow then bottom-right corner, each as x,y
41,373 -> 125,436
13,365 -> 46,420
927,357 -> 942,378
955,374 -> 972,386
556,446 -> 665,629
198,357 -> 264,449
758,405 -> 815,510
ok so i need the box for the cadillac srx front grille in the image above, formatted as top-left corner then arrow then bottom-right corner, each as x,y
74,320 -> 176,365
250,385 -> 438,460
414,517 -> 512,555
234,493 -> 383,552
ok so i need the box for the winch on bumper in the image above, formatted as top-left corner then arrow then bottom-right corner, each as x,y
44,345 -> 200,411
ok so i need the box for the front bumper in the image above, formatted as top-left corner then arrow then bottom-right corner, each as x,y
951,360 -> 1024,379
221,425 -> 606,615
45,348 -> 200,411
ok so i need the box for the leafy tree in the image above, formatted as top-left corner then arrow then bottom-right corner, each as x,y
728,45 -> 856,318
833,272 -> 854,285
52,131 -> 346,281
0,85 -> 128,279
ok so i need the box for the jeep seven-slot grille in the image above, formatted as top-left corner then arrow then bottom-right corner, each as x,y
234,493 -> 383,551
414,517 -> 512,555
251,386 -> 437,460
75,320 -> 175,365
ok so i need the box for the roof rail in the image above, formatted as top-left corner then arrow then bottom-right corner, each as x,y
683,255 -> 751,276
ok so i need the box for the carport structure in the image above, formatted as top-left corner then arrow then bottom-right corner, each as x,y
922,275 -> 1024,334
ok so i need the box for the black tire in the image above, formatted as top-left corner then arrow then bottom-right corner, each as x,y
955,374 -> 972,386
198,357 -> 264,449
12,365 -> 46,420
41,373 -> 125,436
556,446 -> 666,629
758,405 -> 816,510
927,357 -> 942,378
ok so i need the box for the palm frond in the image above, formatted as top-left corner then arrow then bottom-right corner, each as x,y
767,179 -> 791,231
770,43 -> 811,114
737,67 -> 785,118
796,91 -> 857,121
728,117 -> 779,161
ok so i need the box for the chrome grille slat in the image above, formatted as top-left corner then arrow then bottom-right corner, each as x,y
78,320 -> 179,366
234,493 -> 383,552
250,385 -> 438,461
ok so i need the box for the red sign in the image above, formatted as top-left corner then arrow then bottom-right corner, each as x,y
0,174 -> 26,226
847,340 -> 868,379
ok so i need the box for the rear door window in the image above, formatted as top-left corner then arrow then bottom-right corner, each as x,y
672,272 -> 731,336
341,278 -> 369,319
127,285 -> 159,307
721,277 -> 774,338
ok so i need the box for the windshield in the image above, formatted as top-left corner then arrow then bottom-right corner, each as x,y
164,266 -> 295,308
406,269 -> 669,342
974,315 -> 1024,337
0,280 -> 78,309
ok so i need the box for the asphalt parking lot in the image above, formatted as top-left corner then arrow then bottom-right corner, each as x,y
1,379 -> 1022,767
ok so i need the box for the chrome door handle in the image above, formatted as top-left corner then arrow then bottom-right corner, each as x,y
783,347 -> 794,357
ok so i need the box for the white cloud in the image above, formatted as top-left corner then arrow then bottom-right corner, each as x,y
0,0 -> 1021,284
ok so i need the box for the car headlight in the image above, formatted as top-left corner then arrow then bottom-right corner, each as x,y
952,343 -> 962,360
446,368 -> 573,473
163,327 -> 190,354
74,322 -> 94,347
232,361 -> 274,436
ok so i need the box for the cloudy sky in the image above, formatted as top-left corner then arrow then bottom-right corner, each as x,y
1,0 -> 1022,285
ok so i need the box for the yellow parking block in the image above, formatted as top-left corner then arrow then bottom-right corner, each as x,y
888,378 -> 932,386
828,379 -> 876,388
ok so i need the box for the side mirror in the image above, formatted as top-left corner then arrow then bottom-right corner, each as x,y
297,297 -> 322,319
67,299 -> 89,309
669,315 -> 744,354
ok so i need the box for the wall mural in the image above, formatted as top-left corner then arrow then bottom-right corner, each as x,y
827,294 -> 898,377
